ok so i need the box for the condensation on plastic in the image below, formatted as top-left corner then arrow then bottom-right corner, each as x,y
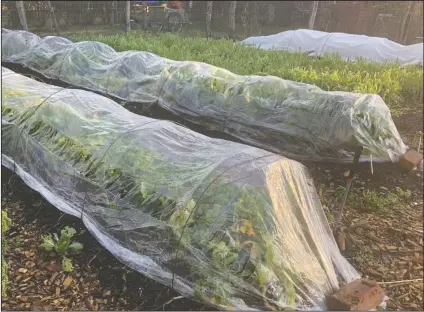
242,29 -> 424,67
1,28 -> 407,163
2,67 -> 360,311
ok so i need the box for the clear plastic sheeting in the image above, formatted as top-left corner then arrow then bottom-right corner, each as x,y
1,29 -> 407,163
2,67 -> 360,311
1,28 -> 175,105
242,29 -> 424,67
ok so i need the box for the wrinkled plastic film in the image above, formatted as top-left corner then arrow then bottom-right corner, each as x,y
242,29 -> 424,67
1,29 -> 407,163
2,67 -> 360,310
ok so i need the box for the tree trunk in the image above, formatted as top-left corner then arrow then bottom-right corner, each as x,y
46,1 -> 60,35
250,1 -> 259,36
110,1 -> 116,25
103,3 -> 108,25
125,1 -> 131,34
187,1 -> 193,20
241,1 -> 249,38
400,1 -> 417,44
267,3 -> 275,25
228,1 -> 237,39
398,2 -> 412,42
308,1 -> 319,30
15,1 -> 28,31
142,1 -> 148,30
206,1 -> 213,39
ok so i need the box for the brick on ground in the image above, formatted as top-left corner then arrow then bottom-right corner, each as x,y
398,149 -> 423,170
326,278 -> 385,311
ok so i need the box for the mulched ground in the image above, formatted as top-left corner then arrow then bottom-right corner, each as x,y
1,63 -> 423,311
304,161 -> 423,311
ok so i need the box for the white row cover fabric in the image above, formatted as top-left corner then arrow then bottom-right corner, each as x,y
242,29 -> 423,67
2,67 -> 359,311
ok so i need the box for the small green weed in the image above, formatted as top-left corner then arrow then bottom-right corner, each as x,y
335,186 -> 410,213
41,226 -> 83,272
2,211 -> 12,298
394,186 -> 412,199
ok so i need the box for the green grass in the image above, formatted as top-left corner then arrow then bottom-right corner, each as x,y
71,32 -> 423,116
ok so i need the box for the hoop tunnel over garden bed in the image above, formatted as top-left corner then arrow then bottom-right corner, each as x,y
1,67 -> 360,310
1,28 -> 406,163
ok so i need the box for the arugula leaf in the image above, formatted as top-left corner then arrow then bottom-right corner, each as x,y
68,242 -> 84,255
40,234 -> 55,252
62,257 -> 74,273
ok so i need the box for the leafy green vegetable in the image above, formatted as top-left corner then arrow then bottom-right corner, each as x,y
62,257 -> 74,273
40,226 -> 83,273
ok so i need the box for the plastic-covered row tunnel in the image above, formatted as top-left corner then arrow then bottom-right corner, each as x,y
1,28 -> 407,163
2,67 -> 359,310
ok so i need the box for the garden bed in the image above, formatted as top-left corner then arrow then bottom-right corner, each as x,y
1,29 -> 409,163
2,68 -> 358,310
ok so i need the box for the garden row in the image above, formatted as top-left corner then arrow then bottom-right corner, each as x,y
73,32 -> 424,113
1,29 -> 407,163
1,67 -> 359,311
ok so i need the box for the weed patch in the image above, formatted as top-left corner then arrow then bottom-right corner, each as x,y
1,211 -> 12,298
334,186 -> 412,213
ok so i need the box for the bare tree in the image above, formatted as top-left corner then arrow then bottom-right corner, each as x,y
250,1 -> 260,36
206,1 -> 213,39
110,0 -> 117,25
187,1 -> 193,21
308,1 -> 319,30
400,1 -> 418,44
266,3 -> 275,25
126,1 -> 131,34
241,1 -> 249,38
398,2 -> 411,42
228,1 -> 237,39
15,1 -> 28,31
142,1 -> 148,29
46,1 -> 60,35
